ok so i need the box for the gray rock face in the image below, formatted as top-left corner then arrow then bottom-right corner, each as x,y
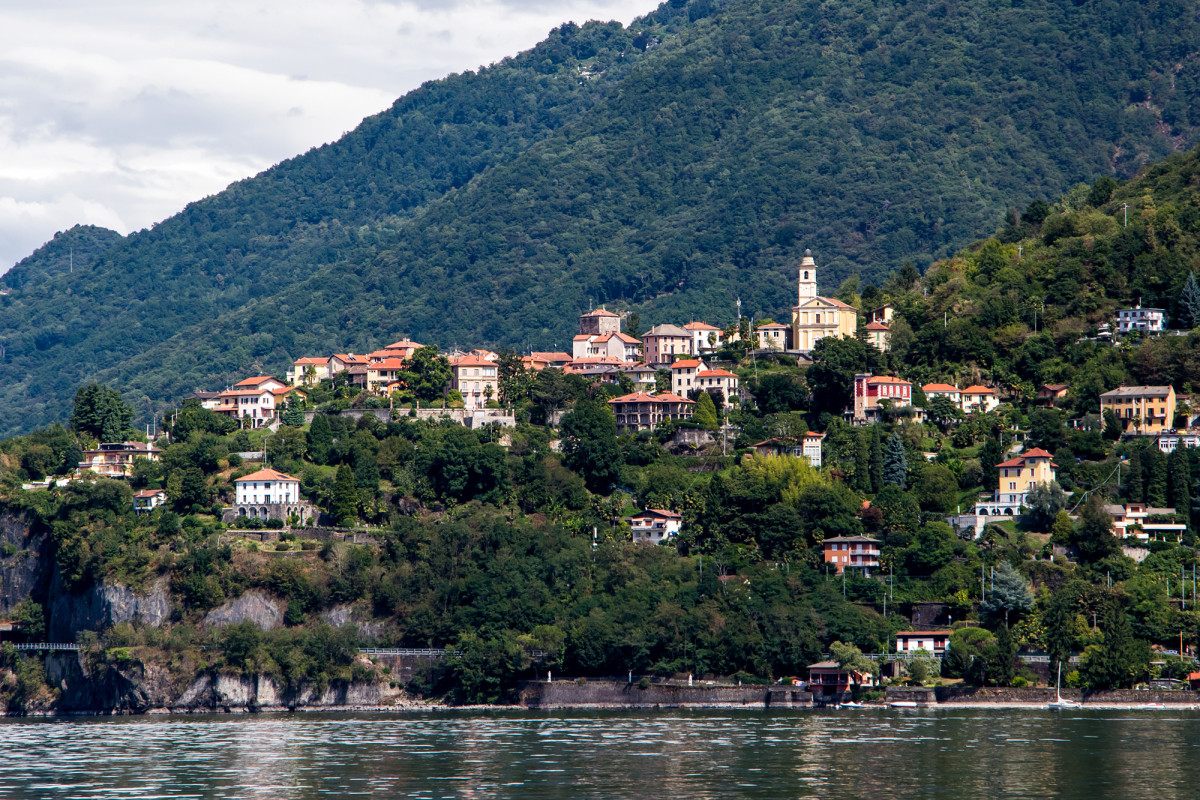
0,511 -> 53,615
204,591 -> 282,630
47,576 -> 171,642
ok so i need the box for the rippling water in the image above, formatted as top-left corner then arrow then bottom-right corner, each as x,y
2,708 -> 1197,799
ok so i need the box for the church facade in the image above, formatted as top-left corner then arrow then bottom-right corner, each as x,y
790,250 -> 858,352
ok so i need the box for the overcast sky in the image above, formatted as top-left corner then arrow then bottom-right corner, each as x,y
0,0 -> 651,272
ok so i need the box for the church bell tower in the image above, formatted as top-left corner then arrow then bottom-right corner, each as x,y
797,249 -> 818,304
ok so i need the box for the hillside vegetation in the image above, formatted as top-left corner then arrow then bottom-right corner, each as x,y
4,0 -> 1200,435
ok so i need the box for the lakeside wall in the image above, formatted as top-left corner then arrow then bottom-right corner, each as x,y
887,685 -> 1200,705
520,680 -> 812,709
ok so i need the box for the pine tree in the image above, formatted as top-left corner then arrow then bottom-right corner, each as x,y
331,463 -> 359,525
980,561 -> 1034,626
692,391 -> 719,430
1180,271 -> 1200,329
1080,595 -> 1137,689
281,393 -> 305,427
1147,448 -> 1168,507
980,437 -> 1004,492
1050,510 -> 1075,544
868,425 -> 883,493
883,430 -> 908,488
1125,448 -> 1144,503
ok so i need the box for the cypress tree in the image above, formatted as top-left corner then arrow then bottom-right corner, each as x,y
692,391 -> 719,430
331,464 -> 359,525
1180,271 -> 1200,329
854,430 -> 872,493
869,425 -> 883,493
1168,446 -> 1192,512
883,430 -> 909,488
1125,448 -> 1144,503
306,414 -> 334,465
980,437 -> 1004,492
1147,448 -> 1168,507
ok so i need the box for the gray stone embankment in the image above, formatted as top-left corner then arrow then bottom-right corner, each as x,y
520,680 -> 812,709
886,685 -> 1200,707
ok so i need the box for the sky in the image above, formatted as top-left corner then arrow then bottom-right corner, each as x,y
0,0 -> 652,272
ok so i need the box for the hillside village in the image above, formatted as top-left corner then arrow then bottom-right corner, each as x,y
5,161 -> 1200,708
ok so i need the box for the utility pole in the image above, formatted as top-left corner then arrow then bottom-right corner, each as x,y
1123,203 -> 1128,227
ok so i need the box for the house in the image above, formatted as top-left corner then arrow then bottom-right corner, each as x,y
922,383 -> 962,407
626,508 -> 683,544
133,489 -> 168,514
1100,385 -> 1177,435
852,374 -> 912,423
451,354 -> 498,409
1156,432 -> 1200,453
642,324 -> 693,366
365,358 -> 408,394
578,308 -> 622,336
755,322 -> 790,351
606,392 -> 694,433
573,332 -> 642,362
868,304 -> 894,326
864,320 -> 891,352
78,441 -> 162,479
750,432 -> 824,468
328,353 -> 369,376
973,447 -> 1057,517
1117,304 -> 1166,335
213,386 -> 305,428
234,376 -> 289,393
961,385 -> 1000,413
683,321 -> 723,355
524,351 -> 572,371
1103,503 -> 1186,542
895,631 -> 950,656
187,391 -> 223,411
822,535 -> 881,576
370,340 -> 424,361
231,468 -> 313,525
286,357 -> 331,386
669,359 -> 707,397
790,249 -> 858,352
619,362 -> 658,389
806,660 -> 867,700
1037,384 -> 1070,403
695,369 -> 739,408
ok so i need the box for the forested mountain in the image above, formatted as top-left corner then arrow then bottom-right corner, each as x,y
3,0 -> 1200,435
1,226 -> 123,291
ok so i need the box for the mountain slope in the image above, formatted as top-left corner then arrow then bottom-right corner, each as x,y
4,0 -> 1200,435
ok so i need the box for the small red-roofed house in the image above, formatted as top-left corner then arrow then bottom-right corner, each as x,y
852,374 -> 912,423
607,391 -> 694,433
669,359 -> 707,396
626,508 -> 683,544
695,368 -> 740,408
451,354 -> 498,409
961,385 -> 1000,413
683,321 -> 723,354
230,468 -> 315,526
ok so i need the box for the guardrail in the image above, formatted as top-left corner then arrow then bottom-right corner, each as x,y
13,643 -> 80,652
358,648 -> 549,659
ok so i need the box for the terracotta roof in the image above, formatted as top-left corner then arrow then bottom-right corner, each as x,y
865,321 -> 890,331
757,322 -> 789,329
823,535 -> 881,543
235,376 -> 279,387
895,631 -> 949,638
1041,384 -> 1069,392
384,340 -> 423,349
635,508 -> 682,519
962,385 -> 996,395
670,359 -> 704,369
866,375 -> 910,385
453,355 -> 495,367
530,351 -> 571,361
1021,447 -> 1055,459
270,386 -> 306,397
683,321 -> 720,331
293,357 -> 329,365
613,333 -> 641,343
824,297 -> 858,309
235,468 -> 299,483
697,369 -> 737,378
608,392 -> 694,404
369,358 -> 408,370
922,383 -> 959,392
134,489 -> 166,498
332,354 -> 368,363
573,334 -> 592,341
583,308 -> 620,317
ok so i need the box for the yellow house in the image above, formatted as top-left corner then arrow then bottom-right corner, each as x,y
974,447 -> 1057,516
790,249 -> 857,351
1100,385 -> 1176,434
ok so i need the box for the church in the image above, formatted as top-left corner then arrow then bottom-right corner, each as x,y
790,249 -> 858,352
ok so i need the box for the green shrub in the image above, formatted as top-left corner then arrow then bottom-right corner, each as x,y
275,542 -> 291,551
301,541 -> 319,551
266,519 -> 286,530
1011,676 -> 1029,688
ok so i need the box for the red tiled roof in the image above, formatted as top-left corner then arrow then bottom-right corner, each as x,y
638,508 -> 682,519
923,383 -> 959,392
369,358 -> 408,370
867,375 -> 910,385
962,385 -> 996,395
698,369 -> 737,378
270,386 -> 306,397
235,468 -> 299,483
293,357 -> 329,365
608,392 -> 694,404
573,334 -> 592,341
670,359 -> 704,369
332,354 -> 368,363
452,355 -> 494,367
865,321 -> 890,331
1022,448 -> 1055,459
235,376 -> 279,387
385,340 -> 422,349
530,351 -> 571,361
757,322 -> 789,329
583,308 -> 620,317
683,321 -> 719,331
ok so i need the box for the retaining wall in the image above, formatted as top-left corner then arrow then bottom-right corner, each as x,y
520,680 -> 812,709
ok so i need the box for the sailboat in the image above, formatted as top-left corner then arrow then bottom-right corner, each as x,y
1046,662 -> 1082,711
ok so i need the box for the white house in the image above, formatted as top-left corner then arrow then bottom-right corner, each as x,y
961,385 -> 1000,413
895,631 -> 949,655
451,354 -> 498,409
1117,305 -> 1166,335
683,321 -> 723,354
694,368 -> 739,408
669,359 -> 707,397
627,509 -> 682,544
232,468 -> 312,524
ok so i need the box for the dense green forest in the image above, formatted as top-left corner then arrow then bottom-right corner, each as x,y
4,0 -> 1200,436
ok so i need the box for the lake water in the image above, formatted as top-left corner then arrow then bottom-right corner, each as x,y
1,708 -> 1197,799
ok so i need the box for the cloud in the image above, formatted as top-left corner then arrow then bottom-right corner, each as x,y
0,0 -> 650,272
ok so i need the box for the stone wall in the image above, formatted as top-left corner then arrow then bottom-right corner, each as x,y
520,680 -> 812,709
886,685 -> 1200,705
304,408 -> 516,429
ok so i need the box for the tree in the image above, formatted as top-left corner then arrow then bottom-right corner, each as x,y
1079,595 -> 1139,689
496,349 -> 533,404
1050,509 -> 1075,544
70,384 -> 133,442
1023,482 -> 1068,531
853,430 -> 871,493
829,641 -> 875,682
1180,271 -> 1200,329
692,391 -> 719,430
331,464 -> 359,525
1074,495 -> 1118,560
398,346 -> 452,401
927,396 -> 960,430
868,425 -> 883,493
1146,448 -> 1168,507
873,484 -> 920,547
1102,408 -> 1122,441
806,337 -> 872,417
883,431 -> 908,488
1167,446 -> 1192,512
979,561 -> 1034,627
281,393 -> 306,427
914,463 -> 959,514
559,398 -> 622,492
979,437 -> 1004,492
753,373 -> 805,414
307,415 -> 334,465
